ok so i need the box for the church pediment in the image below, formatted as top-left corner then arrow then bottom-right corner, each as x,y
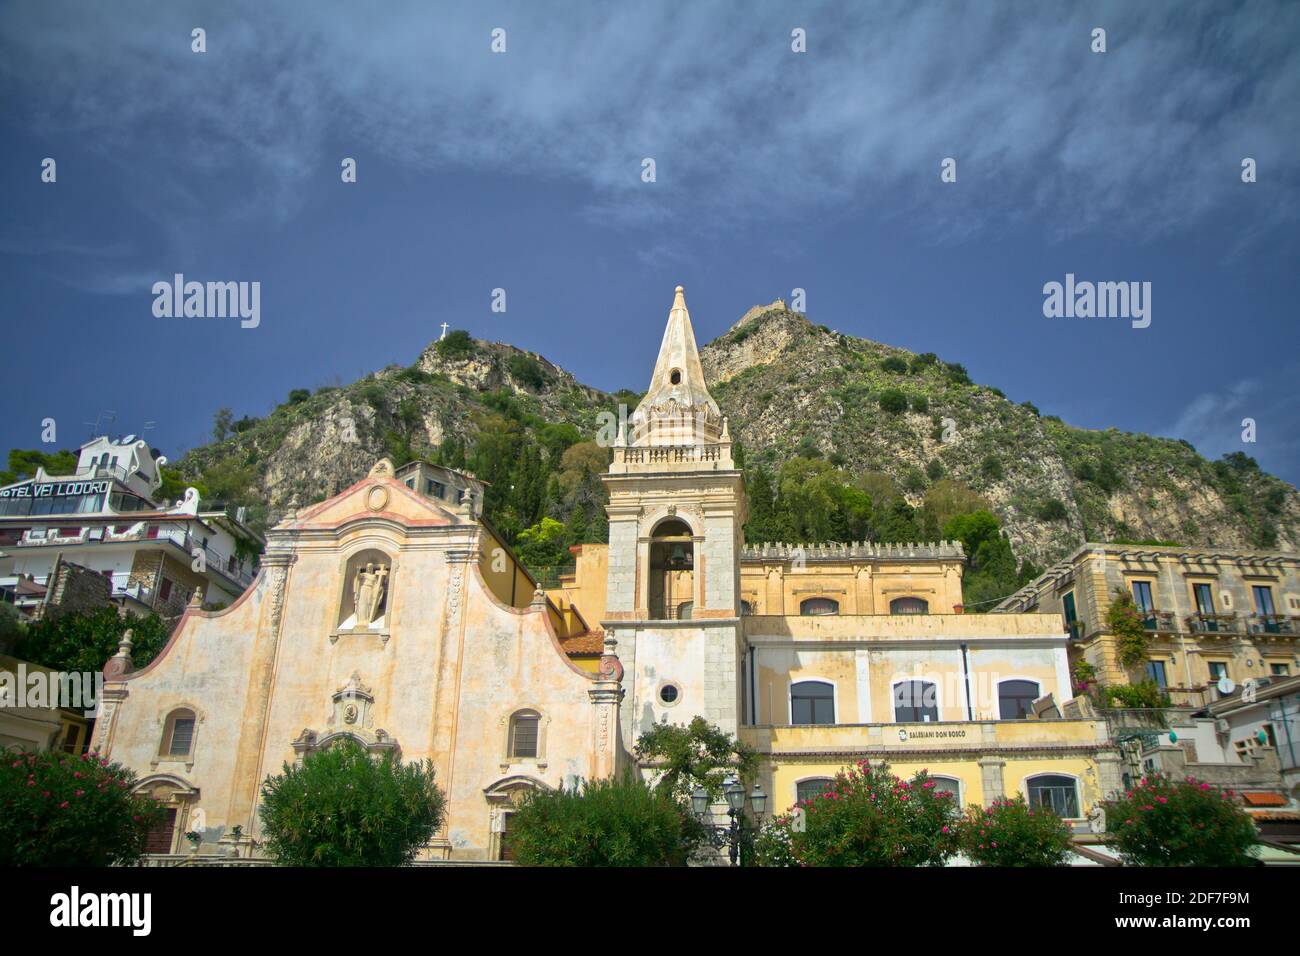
281,459 -> 461,531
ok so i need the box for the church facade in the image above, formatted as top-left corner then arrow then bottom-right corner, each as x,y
92,460 -> 622,860
96,286 -> 1120,862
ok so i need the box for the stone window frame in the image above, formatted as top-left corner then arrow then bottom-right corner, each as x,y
656,679 -> 683,708
888,595 -> 930,615
153,704 -> 204,772
799,596 -> 840,616
501,707 -> 550,770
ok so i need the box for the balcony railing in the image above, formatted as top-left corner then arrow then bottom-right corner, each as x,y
1138,610 -> 1177,633
1185,612 -> 1239,634
1249,614 -> 1299,636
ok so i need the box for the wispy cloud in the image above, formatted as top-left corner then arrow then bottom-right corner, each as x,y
1,0 -> 1295,241
1166,372 -> 1300,479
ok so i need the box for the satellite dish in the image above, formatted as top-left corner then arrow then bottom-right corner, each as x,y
1217,676 -> 1236,696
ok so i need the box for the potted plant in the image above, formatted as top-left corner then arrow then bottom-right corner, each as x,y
184,830 -> 202,854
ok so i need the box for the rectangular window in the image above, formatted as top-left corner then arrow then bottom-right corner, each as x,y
168,718 -> 195,756
159,579 -> 173,601
510,716 -> 539,758
1192,582 -> 1215,614
1145,660 -> 1168,689
1270,663 -> 1291,677
1062,590 -> 1077,624
1208,661 -> 1228,680
1131,580 -> 1154,612
1253,585 -> 1276,615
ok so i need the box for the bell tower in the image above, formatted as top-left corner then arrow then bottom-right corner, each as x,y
603,286 -> 747,745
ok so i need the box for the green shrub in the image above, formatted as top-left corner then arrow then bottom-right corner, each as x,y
765,761 -> 959,867
435,329 -> 475,360
507,775 -> 698,866
956,795 -> 1073,866
910,394 -> 930,413
0,750 -> 164,866
944,362 -> 971,385
18,608 -> 171,674
508,353 -> 548,391
287,388 -> 311,405
259,740 -> 445,866
1100,680 -> 1170,709
1102,775 -> 1258,866
878,388 -> 908,414
1038,498 -> 1068,521
980,454 -> 1003,481
881,356 -> 909,374
925,459 -> 944,481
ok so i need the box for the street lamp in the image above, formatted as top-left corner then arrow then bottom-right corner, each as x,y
691,775 -> 767,866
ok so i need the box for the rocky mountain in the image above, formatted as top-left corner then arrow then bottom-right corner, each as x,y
171,304 -> 1299,567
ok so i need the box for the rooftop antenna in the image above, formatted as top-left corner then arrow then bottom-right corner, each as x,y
83,409 -> 117,438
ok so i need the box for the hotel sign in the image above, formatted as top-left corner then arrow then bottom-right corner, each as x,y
0,479 -> 111,500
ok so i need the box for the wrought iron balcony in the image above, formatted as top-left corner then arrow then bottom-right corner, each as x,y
1249,614 -> 1299,636
1138,610 -> 1177,633
1184,612 -> 1239,634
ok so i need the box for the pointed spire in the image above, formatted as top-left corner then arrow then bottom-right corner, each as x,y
631,285 -> 722,447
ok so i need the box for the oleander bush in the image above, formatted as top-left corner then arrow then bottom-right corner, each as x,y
1101,774 -> 1258,867
956,795 -> 1074,867
0,750 -> 164,866
759,761 -> 960,867
259,740 -> 445,866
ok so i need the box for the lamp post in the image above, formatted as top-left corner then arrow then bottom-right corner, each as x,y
691,775 -> 767,866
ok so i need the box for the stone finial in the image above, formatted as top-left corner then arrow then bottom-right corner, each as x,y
530,588 -> 548,608
368,457 -> 395,478
103,628 -> 135,679
189,586 -> 205,608
720,416 -> 731,440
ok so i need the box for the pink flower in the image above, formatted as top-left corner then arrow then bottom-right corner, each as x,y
1156,796 -> 1168,804
74,789 -> 84,797
941,826 -> 950,833
59,801 -> 69,809
991,841 -> 997,848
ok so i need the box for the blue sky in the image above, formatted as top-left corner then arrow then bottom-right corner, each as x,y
1,1 -> 1297,481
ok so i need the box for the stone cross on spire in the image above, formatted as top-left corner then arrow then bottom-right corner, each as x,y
630,286 -> 723,447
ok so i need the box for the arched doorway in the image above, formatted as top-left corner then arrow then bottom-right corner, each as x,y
648,518 -> 694,620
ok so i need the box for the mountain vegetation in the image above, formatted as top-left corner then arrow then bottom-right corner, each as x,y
5,302 -> 1296,611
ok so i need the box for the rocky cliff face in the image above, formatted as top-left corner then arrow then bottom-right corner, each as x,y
173,305 -> 1299,566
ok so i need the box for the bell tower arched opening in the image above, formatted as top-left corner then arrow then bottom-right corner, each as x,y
648,518 -> 694,620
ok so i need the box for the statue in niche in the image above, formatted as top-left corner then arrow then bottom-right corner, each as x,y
352,562 -> 389,627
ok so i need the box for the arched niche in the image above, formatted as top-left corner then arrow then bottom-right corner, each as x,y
337,547 -> 395,632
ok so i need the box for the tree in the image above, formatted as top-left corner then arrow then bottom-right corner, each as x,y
956,795 -> 1073,866
514,516 -> 571,570
435,329 -> 475,360
259,740 -> 445,866
761,761 -> 959,867
0,750 -> 164,866
920,480 -> 988,541
507,775 -> 698,866
17,608 -> 171,675
1102,775 -> 1258,866
287,388 -> 311,405
212,407 -> 234,442
1,448 -> 79,485
634,716 -> 759,805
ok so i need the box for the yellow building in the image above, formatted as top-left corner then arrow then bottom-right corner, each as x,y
548,286 -> 1122,822
996,543 -> 1300,706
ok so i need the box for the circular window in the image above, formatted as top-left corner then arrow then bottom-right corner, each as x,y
659,684 -> 680,705
669,369 -> 682,385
